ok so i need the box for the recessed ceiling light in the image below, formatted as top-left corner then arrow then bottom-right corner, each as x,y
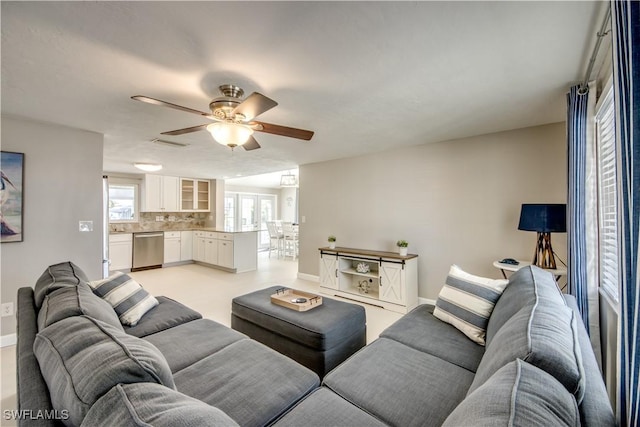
134,163 -> 163,172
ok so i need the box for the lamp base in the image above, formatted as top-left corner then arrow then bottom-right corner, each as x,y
532,232 -> 557,269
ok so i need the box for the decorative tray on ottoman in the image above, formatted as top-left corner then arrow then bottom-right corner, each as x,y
270,288 -> 323,312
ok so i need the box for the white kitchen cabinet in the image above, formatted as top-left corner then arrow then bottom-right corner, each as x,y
180,178 -> 210,212
191,230 -> 257,273
180,231 -> 193,261
141,175 -> 179,212
318,247 -> 418,314
109,233 -> 132,272
218,239 -> 234,269
193,231 -> 206,262
204,235 -> 218,265
163,231 -> 181,264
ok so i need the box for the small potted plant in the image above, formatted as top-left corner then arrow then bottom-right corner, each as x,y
397,240 -> 409,256
328,235 -> 336,249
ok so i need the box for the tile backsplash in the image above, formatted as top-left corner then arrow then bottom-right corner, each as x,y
109,212 -> 208,233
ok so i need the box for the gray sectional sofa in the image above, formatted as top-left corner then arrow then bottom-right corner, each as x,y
17,261 -> 615,426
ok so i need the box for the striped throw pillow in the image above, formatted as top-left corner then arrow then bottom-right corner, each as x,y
88,272 -> 158,326
433,265 -> 508,345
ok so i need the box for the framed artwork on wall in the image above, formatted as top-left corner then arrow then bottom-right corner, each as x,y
1,151 -> 24,243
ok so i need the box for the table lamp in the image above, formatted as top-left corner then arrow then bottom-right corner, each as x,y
518,204 -> 566,269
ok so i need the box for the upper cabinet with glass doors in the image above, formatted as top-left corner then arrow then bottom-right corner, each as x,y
180,178 -> 210,212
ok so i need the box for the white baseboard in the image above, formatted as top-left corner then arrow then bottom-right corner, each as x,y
419,297 -> 436,305
1,333 -> 17,347
297,273 -> 319,282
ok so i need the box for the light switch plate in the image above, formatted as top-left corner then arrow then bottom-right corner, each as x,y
79,221 -> 93,232
1,302 -> 14,317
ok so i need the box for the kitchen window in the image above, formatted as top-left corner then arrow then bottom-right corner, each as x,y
109,180 -> 139,222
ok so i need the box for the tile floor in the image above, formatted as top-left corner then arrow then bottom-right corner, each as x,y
0,252 -> 402,425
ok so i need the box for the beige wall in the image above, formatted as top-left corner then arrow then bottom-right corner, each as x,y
298,122 -> 567,300
1,116 -> 104,337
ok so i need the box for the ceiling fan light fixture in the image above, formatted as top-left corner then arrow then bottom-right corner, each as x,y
134,162 -> 163,172
207,122 -> 253,148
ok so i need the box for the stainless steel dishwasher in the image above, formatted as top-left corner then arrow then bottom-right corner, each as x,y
132,232 -> 164,271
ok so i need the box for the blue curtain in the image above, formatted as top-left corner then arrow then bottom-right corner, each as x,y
566,85 -> 590,333
611,1 -> 639,426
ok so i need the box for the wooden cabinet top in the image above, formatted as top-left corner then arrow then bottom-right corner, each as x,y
319,246 -> 418,260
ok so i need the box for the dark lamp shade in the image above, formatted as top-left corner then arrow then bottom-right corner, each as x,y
518,204 -> 567,233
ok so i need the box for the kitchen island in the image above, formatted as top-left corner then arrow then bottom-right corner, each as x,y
192,228 -> 258,273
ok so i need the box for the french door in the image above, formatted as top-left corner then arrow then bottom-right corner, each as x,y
227,193 -> 277,250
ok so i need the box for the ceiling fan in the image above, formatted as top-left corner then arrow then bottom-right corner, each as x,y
132,84 -> 314,151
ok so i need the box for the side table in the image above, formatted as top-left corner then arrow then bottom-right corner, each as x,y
493,260 -> 567,282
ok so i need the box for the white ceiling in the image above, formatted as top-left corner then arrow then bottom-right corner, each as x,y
1,1 -> 606,180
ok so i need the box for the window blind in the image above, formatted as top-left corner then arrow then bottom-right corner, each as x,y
595,85 -> 619,303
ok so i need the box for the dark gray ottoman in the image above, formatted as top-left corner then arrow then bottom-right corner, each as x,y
231,286 -> 366,378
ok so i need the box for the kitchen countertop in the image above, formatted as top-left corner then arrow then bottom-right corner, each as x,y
109,227 -> 259,235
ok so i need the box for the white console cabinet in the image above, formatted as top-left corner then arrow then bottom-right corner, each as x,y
319,247 -> 418,313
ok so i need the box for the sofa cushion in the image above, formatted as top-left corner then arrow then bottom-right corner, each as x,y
433,265 -> 508,345
273,387 -> 388,427
486,265 -> 566,347
174,339 -> 319,427
37,282 -> 122,331
144,318 -> 246,373
34,316 -> 175,426
34,261 -> 89,309
443,359 -> 580,427
123,296 -> 202,338
323,337 -> 475,427
468,303 -> 585,403
81,383 -> 239,427
380,303 -> 484,372
88,272 -> 158,326
16,287 -> 57,423
563,295 -> 616,427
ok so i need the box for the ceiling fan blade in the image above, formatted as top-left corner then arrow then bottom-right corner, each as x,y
232,92 -> 278,121
161,124 -> 209,136
252,121 -> 314,141
242,136 -> 261,151
132,95 -> 213,118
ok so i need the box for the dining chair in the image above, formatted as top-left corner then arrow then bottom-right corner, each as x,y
266,221 -> 284,258
281,222 -> 299,260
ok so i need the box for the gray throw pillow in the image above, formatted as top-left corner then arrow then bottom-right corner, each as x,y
34,261 -> 90,308
37,283 -> 122,331
34,315 -> 175,426
81,383 -> 239,427
88,272 -> 158,326
443,359 -> 580,427
469,302 -> 585,403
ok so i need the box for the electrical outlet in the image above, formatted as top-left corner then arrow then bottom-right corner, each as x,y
1,302 -> 14,317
